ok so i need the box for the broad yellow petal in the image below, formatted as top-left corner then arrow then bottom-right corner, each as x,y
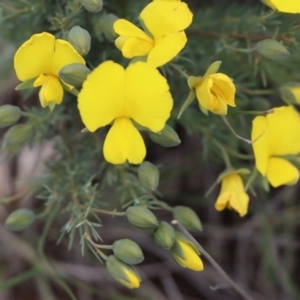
252,116 -> 269,176
121,37 -> 153,58
121,269 -> 140,289
115,36 -> 129,51
215,192 -> 231,211
267,106 -> 300,156
195,77 -> 214,111
103,118 -> 146,165
52,39 -> 85,76
78,61 -> 125,132
140,1 -> 193,39
14,32 -> 54,81
147,31 -> 186,68
124,62 -> 173,132
266,157 -> 299,187
39,75 -> 63,107
263,0 -> 300,13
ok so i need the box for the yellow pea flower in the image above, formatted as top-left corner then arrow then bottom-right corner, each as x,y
215,172 -> 249,217
113,1 -> 193,68
14,32 -> 85,108
189,73 -> 236,115
170,234 -> 203,271
252,106 -> 300,187
78,61 -> 173,165
262,0 -> 300,14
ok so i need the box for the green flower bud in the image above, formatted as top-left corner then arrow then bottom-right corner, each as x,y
255,39 -> 290,61
3,123 -> 33,146
279,82 -> 300,105
147,124 -> 181,147
101,13 -> 119,40
68,26 -> 91,56
106,255 -> 141,289
154,221 -> 175,250
173,206 -> 202,232
5,208 -> 35,231
126,206 -> 158,230
113,239 -> 144,265
0,105 -> 22,128
59,63 -> 91,87
79,0 -> 103,13
138,161 -> 159,191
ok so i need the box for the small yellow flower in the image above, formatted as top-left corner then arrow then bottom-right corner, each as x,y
14,32 -> 85,108
170,235 -> 203,271
252,106 -> 300,187
262,0 -> 300,14
215,172 -> 249,217
78,61 -> 173,164
189,73 -> 236,115
113,1 -> 193,68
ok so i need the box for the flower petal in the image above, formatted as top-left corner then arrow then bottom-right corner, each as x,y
266,157 -> 299,187
147,31 -> 187,68
195,77 -> 214,111
124,62 -> 173,132
267,106 -> 300,156
263,0 -> 300,13
78,61 -> 125,132
103,118 -> 146,165
14,32 -> 55,81
252,116 -> 269,176
140,1 -> 193,39
121,37 -> 153,58
39,75 -> 63,107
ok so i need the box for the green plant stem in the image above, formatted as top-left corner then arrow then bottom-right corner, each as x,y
244,168 -> 258,191
170,63 -> 190,79
212,139 -> 232,168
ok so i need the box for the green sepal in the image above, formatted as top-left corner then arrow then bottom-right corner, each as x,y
154,221 -> 175,250
138,161 -> 160,191
177,90 -> 196,119
173,206 -> 202,232
147,124 -> 181,147
5,208 -> 36,231
203,61 -> 222,77
15,77 -> 37,90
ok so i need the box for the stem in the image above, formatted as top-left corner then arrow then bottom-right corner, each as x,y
85,232 -> 108,260
244,168 -> 258,192
223,44 -> 255,53
170,63 -> 190,79
172,221 -> 253,300
212,140 -> 231,168
80,205 -> 126,216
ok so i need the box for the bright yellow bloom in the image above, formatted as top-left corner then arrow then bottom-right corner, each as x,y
170,237 -> 203,271
252,106 -> 300,187
189,73 -> 236,115
215,173 -> 249,217
78,61 -> 173,164
14,32 -> 85,108
262,0 -> 300,13
113,1 -> 193,68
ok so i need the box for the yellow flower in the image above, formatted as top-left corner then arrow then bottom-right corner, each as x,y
189,73 -> 236,115
262,0 -> 300,13
252,106 -> 300,187
78,61 -> 173,165
170,235 -> 203,271
215,172 -> 249,217
106,255 -> 141,289
14,32 -> 85,108
113,1 -> 193,68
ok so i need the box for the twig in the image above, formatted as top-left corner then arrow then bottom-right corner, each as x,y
172,220 -> 254,300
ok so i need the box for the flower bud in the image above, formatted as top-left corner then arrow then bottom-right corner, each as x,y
68,26 -> 91,56
59,63 -> 91,87
169,232 -> 203,271
147,124 -> 181,147
101,13 -> 119,40
126,206 -> 158,230
5,208 -> 35,231
113,239 -> 144,265
279,82 -> 300,105
106,255 -> 141,289
173,206 -> 202,232
0,105 -> 22,128
138,161 -> 159,191
154,221 -> 175,250
255,39 -> 290,61
79,0 -> 103,13
3,123 -> 33,146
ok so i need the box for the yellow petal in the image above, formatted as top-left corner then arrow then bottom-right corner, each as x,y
103,118 -> 146,165
39,75 -> 63,107
78,61 -> 125,132
147,31 -> 187,68
115,36 -> 129,51
114,19 -> 152,42
266,157 -> 299,187
267,106 -> 300,156
252,116 -> 269,176
121,37 -> 153,58
33,74 -> 48,87
120,268 -> 140,289
51,39 -> 85,76
14,32 -> 55,81
262,0 -> 300,13
140,1 -> 193,39
124,62 -> 173,132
